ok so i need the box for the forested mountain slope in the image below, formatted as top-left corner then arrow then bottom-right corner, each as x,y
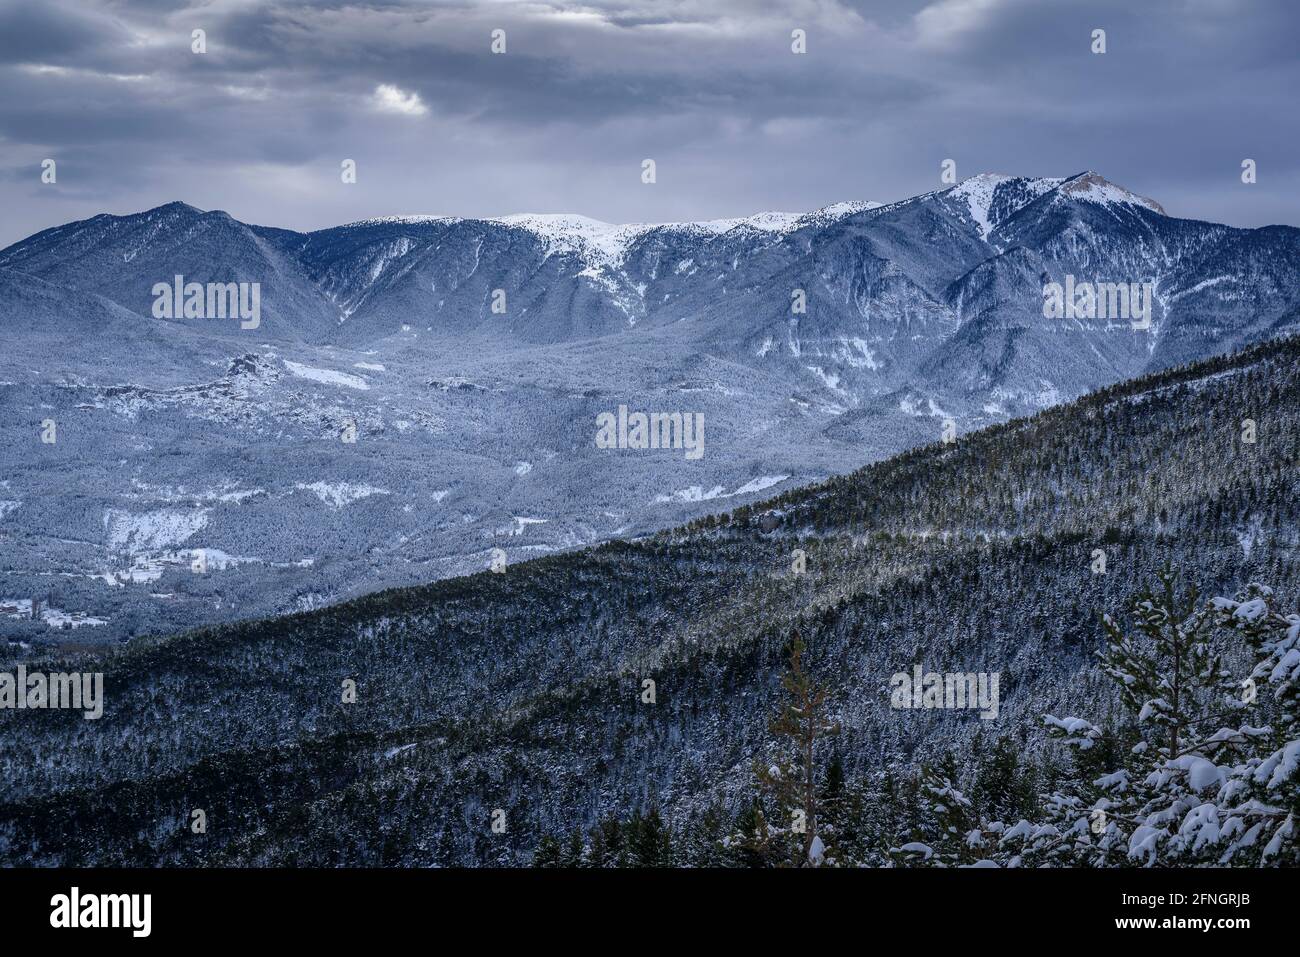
1,335 -> 1296,865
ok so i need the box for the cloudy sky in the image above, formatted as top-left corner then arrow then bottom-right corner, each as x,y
0,0 -> 1296,245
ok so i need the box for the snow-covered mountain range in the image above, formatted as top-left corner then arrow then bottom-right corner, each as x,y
1,171 -> 1297,643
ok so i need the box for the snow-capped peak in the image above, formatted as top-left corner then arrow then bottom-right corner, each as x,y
1054,171 -> 1166,215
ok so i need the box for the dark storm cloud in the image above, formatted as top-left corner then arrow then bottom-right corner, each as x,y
0,0 -> 1296,246
0,2 -> 130,64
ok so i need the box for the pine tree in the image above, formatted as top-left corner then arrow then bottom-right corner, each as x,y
532,834 -> 562,867
632,806 -> 671,867
1003,576 -> 1299,867
588,817 -> 622,868
894,755 -> 979,866
559,828 -> 585,868
971,736 -> 1021,822
1098,567 -> 1234,761
728,798 -> 778,868
754,631 -> 840,866
1195,584 -> 1300,865
819,750 -> 861,861
691,802 -> 733,867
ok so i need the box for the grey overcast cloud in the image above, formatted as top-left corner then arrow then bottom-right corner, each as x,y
0,0 -> 1296,247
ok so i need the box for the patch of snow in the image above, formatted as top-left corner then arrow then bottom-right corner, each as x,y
655,485 -> 727,504
1237,519 -> 1263,558
835,337 -> 880,370
898,842 -> 934,860
808,835 -> 826,865
731,475 -> 790,496
216,488 -> 263,503
949,173 -> 1011,240
366,237 -> 416,283
1,598 -> 109,629
948,173 -> 1064,240
1185,756 -> 1224,793
654,475 -> 788,504
508,516 -> 548,536
295,482 -> 390,508
805,365 -> 843,392
1170,275 -> 1235,301
104,508 -> 209,553
284,360 -> 370,390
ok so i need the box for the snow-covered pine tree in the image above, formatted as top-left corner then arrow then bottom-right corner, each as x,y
1002,575 -> 1298,867
891,756 -> 983,867
1098,569 -> 1236,762
1192,584 -> 1299,865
